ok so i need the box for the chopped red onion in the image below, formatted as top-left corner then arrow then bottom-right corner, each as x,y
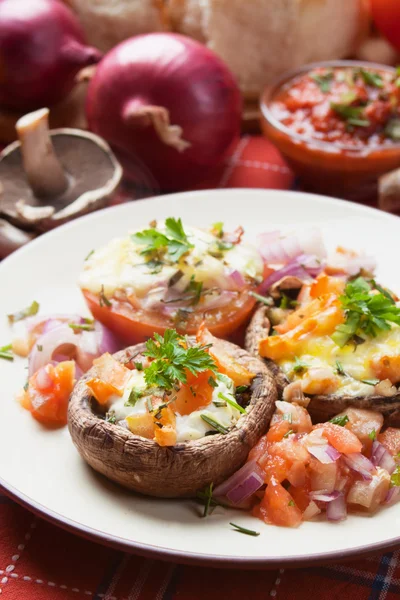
201,291 -> 237,311
258,228 -> 326,265
310,490 -> 341,503
343,453 -> 375,481
326,493 -> 347,522
94,322 -> 120,356
29,325 -> 78,377
371,441 -> 396,475
308,444 -> 341,464
385,487 -> 400,505
228,270 -> 246,289
36,367 -> 53,390
259,254 -> 323,294
214,460 -> 265,505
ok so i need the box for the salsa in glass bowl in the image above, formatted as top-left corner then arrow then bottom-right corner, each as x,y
260,61 -> 400,202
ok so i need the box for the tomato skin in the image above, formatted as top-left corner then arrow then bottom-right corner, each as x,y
371,0 -> 400,52
82,290 -> 257,344
172,370 -> 214,416
314,422 -> 362,454
378,428 -> 400,456
255,476 -> 303,527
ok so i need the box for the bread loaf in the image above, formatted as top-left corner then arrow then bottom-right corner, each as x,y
62,0 -> 169,52
169,0 -> 370,99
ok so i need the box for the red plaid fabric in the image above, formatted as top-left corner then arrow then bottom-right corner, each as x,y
1,135 -> 399,599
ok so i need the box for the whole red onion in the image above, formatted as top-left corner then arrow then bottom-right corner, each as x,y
0,0 -> 102,111
85,33 -> 242,191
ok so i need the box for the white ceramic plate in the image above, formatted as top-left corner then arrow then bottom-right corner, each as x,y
1,189 -> 400,568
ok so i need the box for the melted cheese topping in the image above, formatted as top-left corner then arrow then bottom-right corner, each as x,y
108,371 -> 242,442
281,325 -> 400,397
79,225 -> 263,300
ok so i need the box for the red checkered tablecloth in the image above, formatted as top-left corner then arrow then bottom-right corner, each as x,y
1,136 -> 400,600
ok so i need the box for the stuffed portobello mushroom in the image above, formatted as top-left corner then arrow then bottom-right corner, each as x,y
68,327 -> 277,498
245,273 -> 400,426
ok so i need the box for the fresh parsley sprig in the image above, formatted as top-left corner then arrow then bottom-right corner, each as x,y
332,277 -> 400,347
143,329 -> 217,390
132,217 -> 194,262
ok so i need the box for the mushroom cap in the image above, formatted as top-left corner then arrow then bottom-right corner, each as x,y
245,304 -> 400,427
68,340 -> 277,498
0,129 -> 122,231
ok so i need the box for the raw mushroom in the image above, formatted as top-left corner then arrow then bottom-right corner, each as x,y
0,107 -> 122,241
378,167 -> 400,212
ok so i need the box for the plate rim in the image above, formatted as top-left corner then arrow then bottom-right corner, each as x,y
1,187 -> 400,567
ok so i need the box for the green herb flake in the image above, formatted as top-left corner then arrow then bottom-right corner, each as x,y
218,392 -> 246,414
229,522 -> 260,537
361,378 -> 380,386
280,293 -> 298,310
292,357 -> 309,374
288,500 -> 295,507
99,286 -> 111,308
132,217 -> 194,262
332,277 -> 400,347
211,222 -> 224,238
208,376 -> 218,388
85,249 -> 95,261
249,291 -> 273,306
335,360 -> 348,377
134,362 -> 143,371
368,429 -> 377,441
329,415 -> 349,427
283,429 -> 294,439
391,465 -> 400,487
201,414 -> 229,435
37,344 -> 43,352
69,322 -> 95,332
125,387 -> 143,407
144,329 -> 217,390
105,412 -> 117,424
185,275 -> 203,306
359,68 -> 384,88
7,300 -> 39,324
331,100 -> 370,128
202,483 -> 214,517
310,71 -> 334,93
23,381 -> 29,392
236,385 -> 249,394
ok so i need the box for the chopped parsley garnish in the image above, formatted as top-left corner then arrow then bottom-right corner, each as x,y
390,465 -> 400,487
249,291 -> 273,306
185,275 -> 203,306
7,300 -> 39,324
200,414 -> 229,435
310,71 -> 334,93
146,259 -> 163,274
132,217 -> 194,262
329,415 -> 349,427
125,387 -> 144,407
213,400 -> 227,407
143,329 -> 216,390
332,277 -> 400,347
288,499 -> 295,507
69,320 -> 95,332
280,293 -> 298,310
361,378 -> 380,386
218,392 -> 246,414
134,361 -> 143,371
0,343 -> 13,361
331,100 -> 370,128
292,357 -> 309,374
229,522 -> 260,537
211,222 -> 224,238
85,249 -> 95,261
359,68 -> 383,89
368,429 -> 377,441
335,360 -> 348,377
99,286 -> 111,307
283,429 -> 294,439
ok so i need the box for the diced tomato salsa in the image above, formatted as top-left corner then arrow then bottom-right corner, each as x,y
270,66 -> 400,148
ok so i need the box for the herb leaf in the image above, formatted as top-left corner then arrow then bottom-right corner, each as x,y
8,300 -> 39,324
249,291 -> 273,306
359,68 -> 383,88
329,415 -> 349,427
332,277 -> 400,347
144,329 -> 216,390
230,522 -> 260,537
218,392 -> 246,414
391,465 -> 400,487
200,414 -> 229,435
331,102 -> 370,128
368,429 -> 377,441
335,360 -> 348,377
125,387 -> 143,407
292,357 -> 309,374
132,218 -> 194,262
361,378 -> 380,386
310,71 -> 334,93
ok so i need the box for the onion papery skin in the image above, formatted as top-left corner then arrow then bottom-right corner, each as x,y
85,33 -> 242,191
0,0 -> 102,110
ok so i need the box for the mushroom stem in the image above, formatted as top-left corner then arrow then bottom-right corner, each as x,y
16,108 -> 69,199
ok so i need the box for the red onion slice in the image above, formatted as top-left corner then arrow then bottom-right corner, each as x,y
385,487 -> 400,505
343,453 -> 375,481
371,441 -> 396,475
259,254 -> 324,294
308,444 -> 341,464
326,493 -> 347,522
36,366 -> 53,390
214,460 -> 265,505
258,229 -> 326,265
310,491 -> 341,503
228,270 -> 246,289
29,325 -> 78,377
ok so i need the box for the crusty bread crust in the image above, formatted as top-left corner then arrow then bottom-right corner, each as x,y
169,0 -> 370,98
62,0 -> 169,52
